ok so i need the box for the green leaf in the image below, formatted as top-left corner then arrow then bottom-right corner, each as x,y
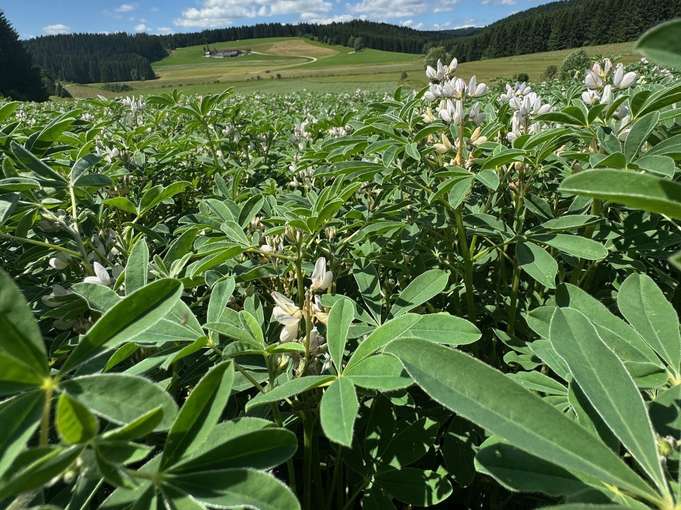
125,239 -> 149,294
346,312 -> 480,369
560,169 -> 681,219
617,273 -> 681,374
390,269 -> 449,317
0,352 -> 44,395
162,361 -> 234,468
320,377 -> 359,447
103,407 -> 164,441
56,392 -> 99,444
517,241 -> 558,289
105,197 -> 138,215
550,308 -> 667,493
353,261 -> 383,324
376,467 -> 453,507
328,297 -> 355,372
10,141 -> 65,184
239,311 -> 265,348
170,468 -> 300,510
539,215 -> 599,231
0,391 -> 43,479
636,19 -> 681,70
207,277 -> 235,324
387,339 -> 656,500
344,354 -> 411,391
63,279 -> 183,370
475,437 -> 587,497
245,375 -> 334,411
0,446 -> 82,501
556,284 -> 661,366
61,374 -> 178,431
169,428 -> 297,473
624,112 -> 659,161
539,234 -> 608,261
0,269 -> 48,375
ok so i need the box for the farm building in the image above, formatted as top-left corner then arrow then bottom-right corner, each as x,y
204,49 -> 247,58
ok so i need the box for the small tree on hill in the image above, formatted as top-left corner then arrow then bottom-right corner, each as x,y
0,11 -> 48,101
353,36 -> 364,52
425,46 -> 449,68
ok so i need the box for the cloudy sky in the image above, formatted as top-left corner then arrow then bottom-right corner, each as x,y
3,0 -> 555,39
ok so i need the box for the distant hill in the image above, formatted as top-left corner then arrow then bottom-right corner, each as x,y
439,0 -> 681,62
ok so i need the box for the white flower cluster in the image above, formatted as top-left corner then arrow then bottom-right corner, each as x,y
271,257 -> 333,343
582,59 -> 637,106
500,83 -> 552,142
120,96 -> 145,113
424,58 -> 488,126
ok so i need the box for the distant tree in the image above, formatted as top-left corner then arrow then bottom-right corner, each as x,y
543,64 -> 558,80
0,11 -> 48,101
560,49 -> 591,80
400,71 -> 408,81
347,35 -> 355,48
353,36 -> 364,52
514,72 -> 530,83
424,46 -> 448,68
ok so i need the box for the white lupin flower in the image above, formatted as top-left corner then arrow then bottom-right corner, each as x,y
469,102 -> 486,125
433,133 -> 453,154
271,291 -> 303,342
600,84 -> 614,105
581,90 -> 600,105
83,261 -> 112,286
612,64 -> 637,89
438,99 -> 463,124
310,257 -> 333,291
584,70 -> 603,90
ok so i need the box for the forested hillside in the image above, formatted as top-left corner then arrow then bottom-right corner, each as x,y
0,12 -> 47,101
25,33 -> 166,83
441,0 -> 681,61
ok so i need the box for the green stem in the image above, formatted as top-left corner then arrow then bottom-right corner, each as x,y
303,416 -> 314,510
454,207 -> 476,320
0,233 -> 81,258
68,185 -> 94,275
325,445 -> 343,510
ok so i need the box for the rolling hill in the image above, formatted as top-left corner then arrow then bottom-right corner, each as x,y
65,38 -> 639,98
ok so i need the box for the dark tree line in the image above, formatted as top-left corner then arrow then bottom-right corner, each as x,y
25,33 -> 166,84
0,11 -> 48,101
439,0 -> 681,62
162,20 -> 477,54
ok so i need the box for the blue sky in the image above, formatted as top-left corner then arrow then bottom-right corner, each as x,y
3,0 -> 555,39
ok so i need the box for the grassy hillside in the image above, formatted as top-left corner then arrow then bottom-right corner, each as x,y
65,38 -> 638,98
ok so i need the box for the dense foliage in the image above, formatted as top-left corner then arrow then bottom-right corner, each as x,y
0,12 -> 47,102
1,20 -> 681,510
441,0 -> 681,61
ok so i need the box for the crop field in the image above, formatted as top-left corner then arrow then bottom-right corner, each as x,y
2,19 -> 681,510
66,38 -> 637,98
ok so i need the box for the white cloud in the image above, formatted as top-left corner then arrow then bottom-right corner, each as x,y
347,0 -> 426,18
300,13 -> 354,24
481,0 -> 515,4
434,0 -> 458,12
156,26 -> 173,34
42,24 -> 71,35
134,23 -> 148,32
116,3 -> 137,12
175,0 -> 333,28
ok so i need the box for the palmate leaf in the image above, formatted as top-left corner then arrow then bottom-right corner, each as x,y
387,339 -> 658,502
389,269 -> 449,317
637,19 -> 681,70
550,308 -> 668,495
245,375 -> 335,411
0,391 -> 43,479
56,392 -> 99,444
